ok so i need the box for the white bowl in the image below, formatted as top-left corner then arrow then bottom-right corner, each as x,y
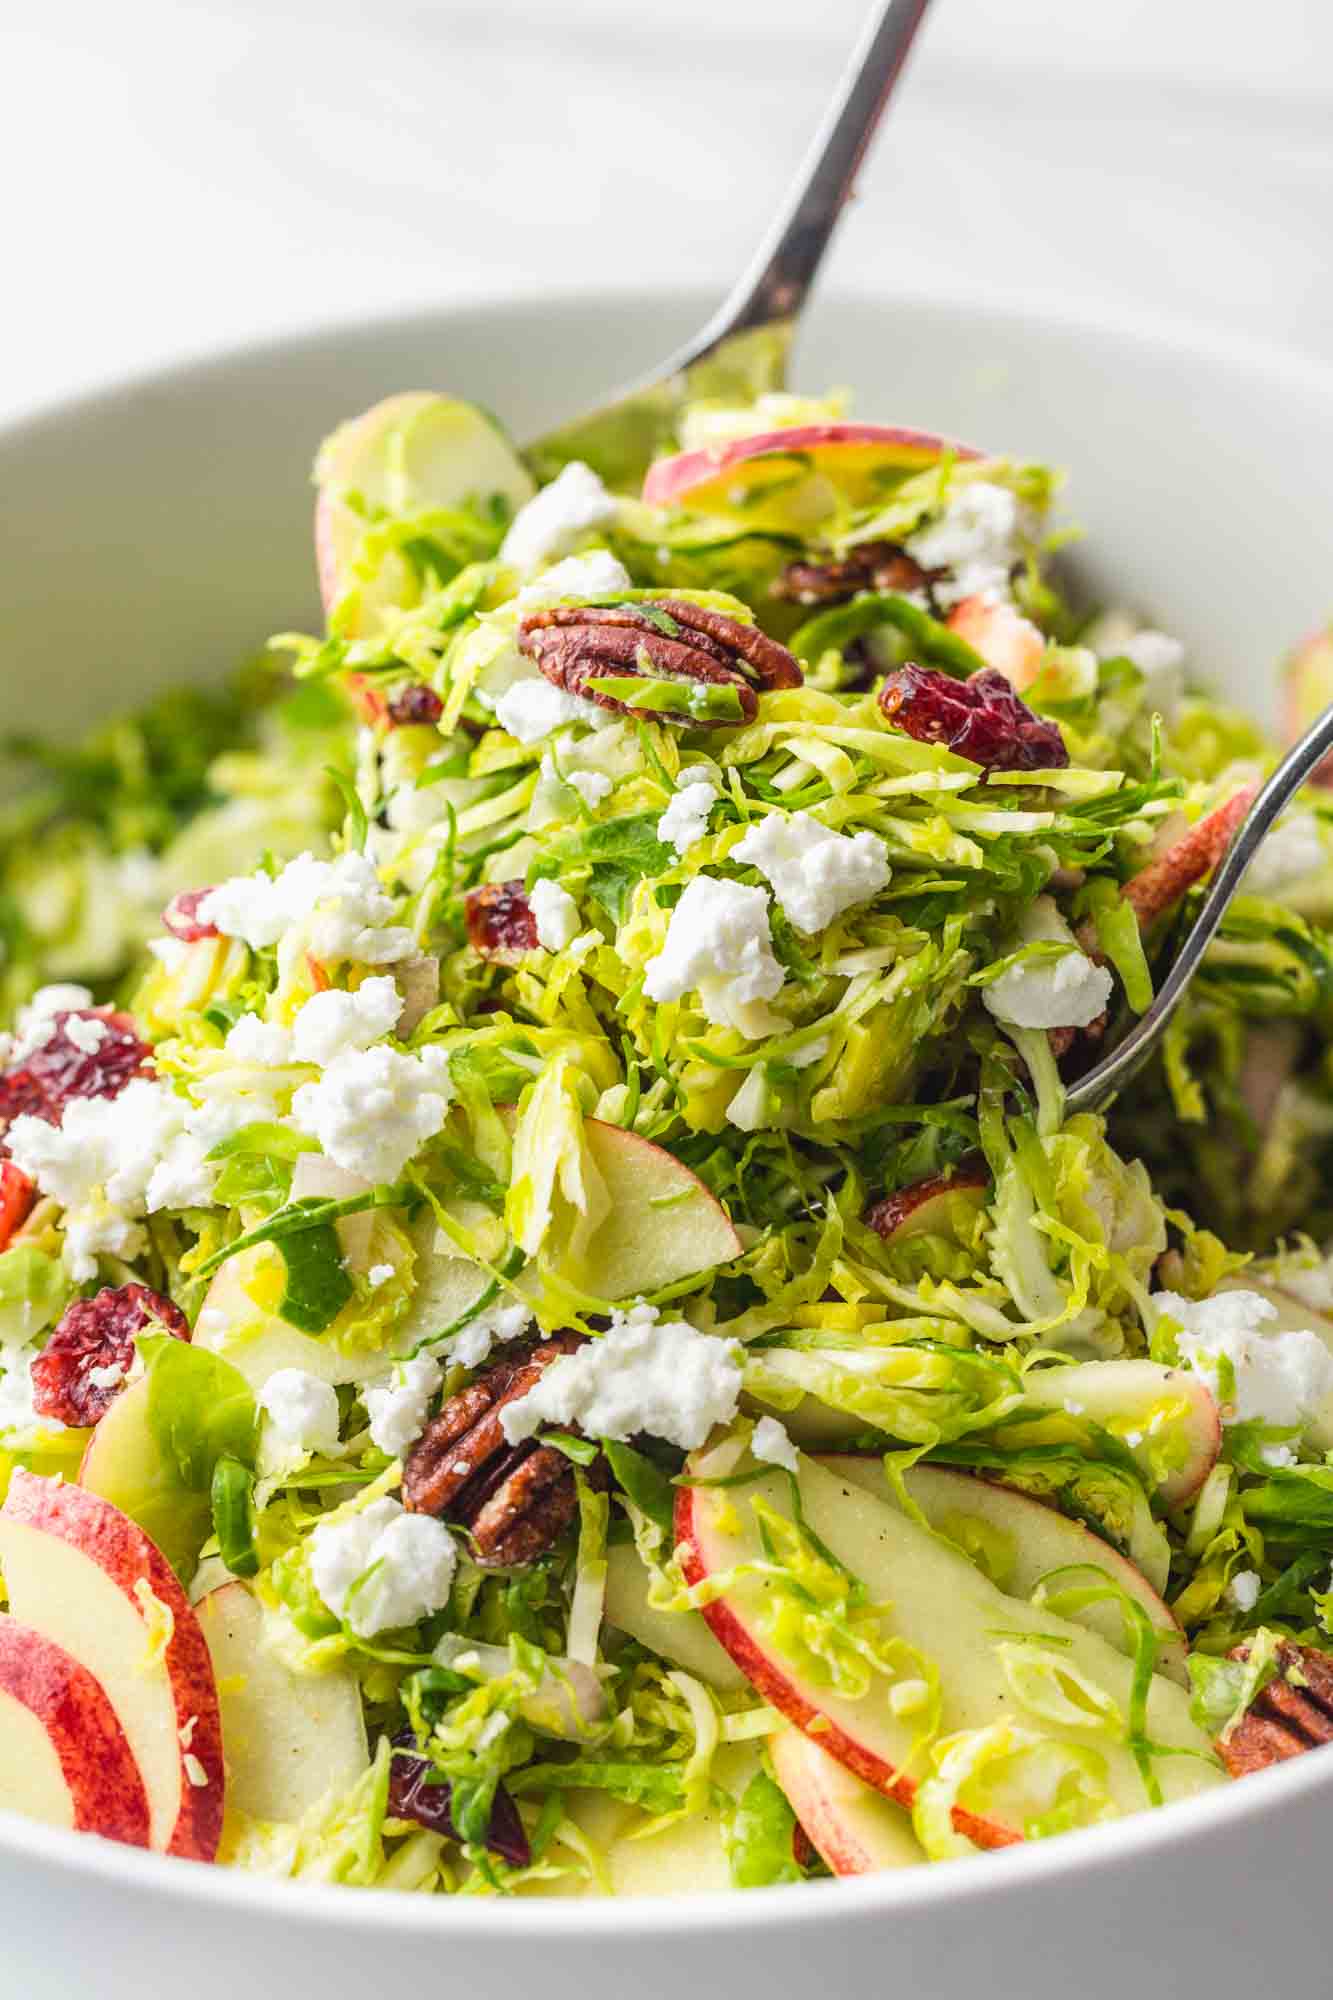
2,287 -> 1332,1999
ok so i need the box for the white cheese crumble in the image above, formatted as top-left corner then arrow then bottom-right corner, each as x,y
982,896 -> 1114,1032
751,1415 -> 799,1472
308,1496 -> 457,1638
563,765 -> 614,808
513,549 -> 631,610
63,1014 -> 109,1056
732,809 -> 890,935
363,1355 -> 442,1459
258,1369 -> 343,1458
1119,630 -> 1186,678
906,481 -> 1020,608
291,976 -> 403,1067
500,463 -> 618,575
1228,1568 -> 1262,1614
13,984 -> 95,1059
493,677 -> 603,745
529,878 -> 581,952
7,1078 -> 219,1279
643,876 -> 785,1038
0,1346 -> 65,1439
199,851 -> 413,965
443,1298 -> 533,1370
657,780 -> 718,857
224,1015 -> 297,1067
501,1304 -> 742,1452
1269,1257 -> 1333,1313
1158,1287 -> 1333,1464
367,1262 -> 395,1289
1245,812 -> 1326,896
291,1044 -> 453,1184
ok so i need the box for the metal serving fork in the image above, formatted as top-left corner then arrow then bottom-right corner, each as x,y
1066,703 -> 1333,1116
524,0 -> 933,486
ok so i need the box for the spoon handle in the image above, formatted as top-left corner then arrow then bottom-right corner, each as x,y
1066,701 -> 1333,1116
684,0 -> 934,362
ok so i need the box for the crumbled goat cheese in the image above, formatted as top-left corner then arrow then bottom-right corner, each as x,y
501,463 -> 619,574
657,780 -> 718,857
514,549 -> 631,610
367,1262 -> 395,1289
7,1078 -> 219,1279
751,1415 -> 799,1472
62,1014 -> 109,1056
13,983 -> 95,1058
564,766 -> 614,808
494,677 -> 603,745
906,481 -> 1021,608
225,1015 -> 296,1067
0,1346 -> 65,1438
501,1304 -> 742,1452
147,937 -> 189,972
199,851 -> 413,964
291,976 -> 402,1067
1119,630 -> 1186,678
643,876 -> 785,1037
291,1044 -> 453,1183
1269,1256 -> 1333,1313
1228,1568 -> 1262,1614
259,1369 -> 343,1458
982,896 -> 1114,1032
308,1497 -> 457,1638
1245,812 -> 1327,896
732,809 -> 890,934
443,1298 -> 533,1370
1159,1287 -> 1333,1464
529,878 -> 581,952
363,1355 -> 442,1459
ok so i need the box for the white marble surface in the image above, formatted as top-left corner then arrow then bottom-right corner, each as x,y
4,0 -> 1332,424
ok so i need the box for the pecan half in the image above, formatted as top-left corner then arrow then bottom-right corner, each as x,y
518,599 -> 802,728
1219,1641 -> 1333,1778
771,540 -> 934,608
464,880 -> 538,963
403,1334 -> 592,1566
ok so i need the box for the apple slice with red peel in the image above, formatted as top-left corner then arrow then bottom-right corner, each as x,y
577,1118 -> 741,1297
0,1471 -> 225,1859
602,1541 -> 748,1692
820,1456 -> 1187,1684
642,424 -> 983,533
1119,787 -> 1258,932
1282,623 -> 1333,786
865,1161 -> 989,1245
945,595 -> 1046,691
196,1582 -> 367,1822
314,392 -> 535,636
1020,1358 -> 1221,1508
0,1613 -> 152,1845
676,1440 -> 1221,1845
770,1725 -> 924,1876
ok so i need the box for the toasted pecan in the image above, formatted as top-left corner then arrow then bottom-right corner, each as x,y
518,599 -> 801,728
771,540 -> 934,608
1219,1640 -> 1333,1778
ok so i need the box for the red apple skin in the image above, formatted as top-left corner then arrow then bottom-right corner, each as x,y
1121,786 -> 1258,932
0,1613 -> 152,1847
642,424 -> 984,510
673,1484 -> 1019,1851
769,1725 -> 923,1876
865,1161 -> 989,1244
2,1472 -> 225,1862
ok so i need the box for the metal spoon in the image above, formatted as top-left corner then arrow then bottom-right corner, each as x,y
525,0 -> 933,486
1066,703 -> 1333,1116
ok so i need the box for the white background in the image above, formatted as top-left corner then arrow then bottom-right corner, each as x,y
4,0 -> 1332,423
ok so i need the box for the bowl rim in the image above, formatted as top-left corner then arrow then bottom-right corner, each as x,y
3,279 -> 1333,1930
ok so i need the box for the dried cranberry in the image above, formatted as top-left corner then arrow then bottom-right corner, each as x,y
878,664 -> 1068,773
31,1283 -> 190,1428
162,888 -> 220,942
386,684 -> 444,727
464,880 -> 538,962
0,1011 -> 152,1134
387,1733 -> 531,1867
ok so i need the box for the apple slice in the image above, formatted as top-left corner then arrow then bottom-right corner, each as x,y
602,1540 -> 748,1692
946,595 -> 1046,690
676,1441 -> 1222,1845
1120,787 -> 1258,932
0,1612 -> 151,1845
1282,623 -> 1333,786
1020,1358 -> 1221,1507
769,1725 -> 924,1876
576,1119 -> 742,1298
314,392 -> 535,632
642,423 -> 983,532
0,1471 -> 225,1859
821,1457 -> 1187,1684
865,1161 -> 989,1245
195,1582 -> 367,1822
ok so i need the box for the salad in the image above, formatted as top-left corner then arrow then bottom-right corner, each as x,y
1,387 -> 1333,1895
